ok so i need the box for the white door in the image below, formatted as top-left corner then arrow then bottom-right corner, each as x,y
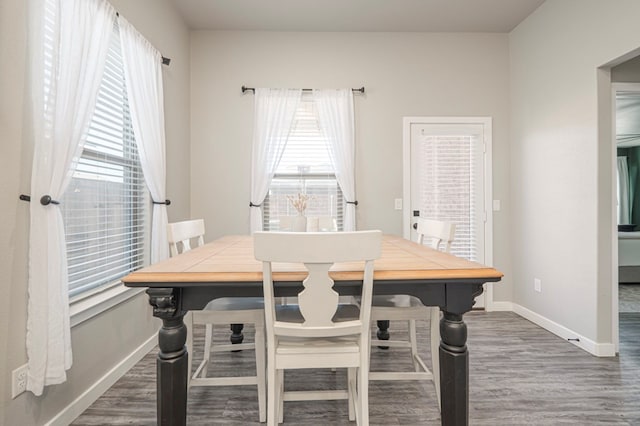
403,117 -> 493,308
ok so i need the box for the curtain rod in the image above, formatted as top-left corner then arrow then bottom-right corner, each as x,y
115,12 -> 171,66
241,86 -> 365,94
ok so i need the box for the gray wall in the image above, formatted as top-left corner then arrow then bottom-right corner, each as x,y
190,31 -> 513,303
0,0 -> 191,424
509,0 -> 640,348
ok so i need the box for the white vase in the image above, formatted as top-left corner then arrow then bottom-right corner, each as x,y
292,215 -> 307,232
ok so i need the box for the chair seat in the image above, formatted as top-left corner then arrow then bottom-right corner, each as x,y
371,295 -> 431,322
276,303 -> 360,323
372,295 -> 424,308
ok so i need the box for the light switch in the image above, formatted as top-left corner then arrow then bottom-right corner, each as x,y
493,200 -> 501,211
394,199 -> 403,210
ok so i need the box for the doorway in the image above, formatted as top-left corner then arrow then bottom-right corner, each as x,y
613,82 -> 640,353
402,117 -> 494,308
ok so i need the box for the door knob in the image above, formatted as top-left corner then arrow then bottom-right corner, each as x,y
412,223 -> 418,230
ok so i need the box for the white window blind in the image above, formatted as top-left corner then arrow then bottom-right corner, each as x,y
60,22 -> 149,298
263,94 -> 343,231
417,132 -> 482,261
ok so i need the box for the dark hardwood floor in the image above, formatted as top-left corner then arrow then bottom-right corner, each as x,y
72,311 -> 640,425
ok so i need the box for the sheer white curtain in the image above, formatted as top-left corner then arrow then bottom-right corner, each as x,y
314,89 -> 357,231
618,156 -> 631,225
119,17 -> 169,263
250,88 -> 302,232
27,0 -> 115,395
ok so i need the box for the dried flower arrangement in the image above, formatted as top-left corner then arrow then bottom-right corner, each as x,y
287,193 -> 312,215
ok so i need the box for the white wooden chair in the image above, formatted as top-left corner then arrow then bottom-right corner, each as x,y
168,219 -> 266,422
254,230 -> 382,426
369,218 -> 456,410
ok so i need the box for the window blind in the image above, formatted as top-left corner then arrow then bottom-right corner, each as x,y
60,22 -> 148,298
263,94 -> 344,231
417,134 -> 480,261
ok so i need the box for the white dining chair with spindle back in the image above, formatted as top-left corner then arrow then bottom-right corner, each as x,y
168,219 -> 266,422
254,230 -> 382,426
369,218 -> 456,410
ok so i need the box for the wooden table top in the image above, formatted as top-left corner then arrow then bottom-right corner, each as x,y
123,234 -> 503,286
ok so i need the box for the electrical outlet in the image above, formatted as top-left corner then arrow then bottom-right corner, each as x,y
12,364 -> 28,398
394,198 -> 403,210
534,278 -> 541,293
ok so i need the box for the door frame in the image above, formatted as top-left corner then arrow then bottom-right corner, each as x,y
610,82 -> 640,352
402,116 -> 494,309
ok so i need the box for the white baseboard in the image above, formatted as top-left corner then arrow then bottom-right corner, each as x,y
511,303 -> 615,357
485,300 -> 513,312
46,332 -> 158,426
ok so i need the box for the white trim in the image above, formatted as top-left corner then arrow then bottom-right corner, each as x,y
70,283 -> 146,328
45,333 -> 158,426
402,116 -> 494,308
512,303 -> 615,357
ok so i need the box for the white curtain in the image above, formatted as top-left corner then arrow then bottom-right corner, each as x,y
314,89 -> 357,231
119,17 -> 169,263
250,88 -> 302,232
27,0 -> 115,395
618,156 -> 631,225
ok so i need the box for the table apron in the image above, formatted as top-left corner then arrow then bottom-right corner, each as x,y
169,278 -> 492,314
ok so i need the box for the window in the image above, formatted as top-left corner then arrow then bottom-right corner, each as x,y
263,94 -> 344,231
60,23 -> 149,298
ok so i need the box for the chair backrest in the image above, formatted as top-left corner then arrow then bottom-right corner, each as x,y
167,219 -> 205,257
254,231 -> 382,339
416,218 -> 456,253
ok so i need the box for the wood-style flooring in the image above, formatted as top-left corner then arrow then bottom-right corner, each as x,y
620,284 -> 640,313
72,311 -> 640,425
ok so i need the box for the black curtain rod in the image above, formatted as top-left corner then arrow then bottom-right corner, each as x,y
242,86 -> 365,94
115,12 -> 171,66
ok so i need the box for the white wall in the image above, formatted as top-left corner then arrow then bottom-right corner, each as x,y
0,0 -> 190,424
190,30 -> 513,302
509,0 -> 640,350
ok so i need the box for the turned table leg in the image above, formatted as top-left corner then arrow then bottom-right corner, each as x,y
439,310 -> 468,426
148,288 -> 188,426
376,320 -> 390,349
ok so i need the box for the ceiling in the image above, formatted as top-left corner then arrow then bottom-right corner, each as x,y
170,0 -> 546,32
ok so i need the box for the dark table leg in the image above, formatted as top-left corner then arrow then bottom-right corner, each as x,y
230,323 -> 244,344
148,288 -> 188,426
439,310 -> 468,426
376,320 -> 390,349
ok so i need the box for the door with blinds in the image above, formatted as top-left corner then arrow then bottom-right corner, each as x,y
403,117 -> 493,308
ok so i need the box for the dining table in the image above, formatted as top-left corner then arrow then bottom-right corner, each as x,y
122,233 -> 503,426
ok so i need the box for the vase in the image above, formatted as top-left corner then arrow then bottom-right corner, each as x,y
292,215 -> 307,232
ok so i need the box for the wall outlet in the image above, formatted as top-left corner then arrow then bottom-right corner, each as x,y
394,198 -> 403,210
12,364 -> 28,398
534,278 -> 542,293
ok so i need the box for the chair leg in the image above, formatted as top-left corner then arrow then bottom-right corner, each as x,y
202,323 -> 213,377
357,360 -> 369,426
278,369 -> 284,424
255,323 -> 267,423
267,351 -> 278,426
430,307 -> 441,411
408,319 -> 420,372
347,367 -> 356,421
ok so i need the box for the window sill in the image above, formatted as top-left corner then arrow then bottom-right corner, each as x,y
70,283 -> 146,328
